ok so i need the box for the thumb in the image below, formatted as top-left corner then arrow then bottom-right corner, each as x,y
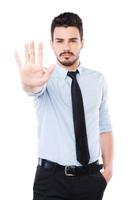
45,64 -> 55,75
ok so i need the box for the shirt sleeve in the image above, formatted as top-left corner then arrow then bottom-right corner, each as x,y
99,75 -> 113,133
26,83 -> 47,97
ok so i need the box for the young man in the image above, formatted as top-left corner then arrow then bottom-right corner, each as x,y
15,12 -> 113,200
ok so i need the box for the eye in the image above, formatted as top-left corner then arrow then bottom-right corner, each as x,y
70,39 -> 78,43
56,40 -> 63,43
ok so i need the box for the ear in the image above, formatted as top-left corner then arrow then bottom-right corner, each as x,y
81,39 -> 84,49
50,40 -> 54,49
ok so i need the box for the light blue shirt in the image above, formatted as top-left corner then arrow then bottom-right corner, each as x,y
29,63 -> 112,166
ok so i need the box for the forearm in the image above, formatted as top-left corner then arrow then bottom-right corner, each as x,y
100,132 -> 114,172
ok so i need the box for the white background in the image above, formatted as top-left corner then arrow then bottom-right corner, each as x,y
0,0 -> 134,199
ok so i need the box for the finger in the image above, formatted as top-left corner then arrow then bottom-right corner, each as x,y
14,51 -> 22,68
37,42 -> 43,67
30,40 -> 35,64
25,43 -> 30,64
42,67 -> 47,73
39,65 -> 55,85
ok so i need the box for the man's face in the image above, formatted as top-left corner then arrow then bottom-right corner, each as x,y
51,27 -> 83,67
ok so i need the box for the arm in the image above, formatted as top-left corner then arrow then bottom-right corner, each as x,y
99,75 -> 113,182
100,132 -> 114,183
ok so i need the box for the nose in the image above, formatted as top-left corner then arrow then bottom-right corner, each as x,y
63,42 -> 70,52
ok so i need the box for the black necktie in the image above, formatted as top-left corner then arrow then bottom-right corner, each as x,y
67,70 -> 90,165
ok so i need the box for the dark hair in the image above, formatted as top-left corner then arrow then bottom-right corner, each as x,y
51,12 -> 83,41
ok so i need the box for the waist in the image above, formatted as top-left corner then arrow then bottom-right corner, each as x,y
38,158 -> 103,176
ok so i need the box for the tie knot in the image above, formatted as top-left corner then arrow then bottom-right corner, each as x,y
67,70 -> 79,79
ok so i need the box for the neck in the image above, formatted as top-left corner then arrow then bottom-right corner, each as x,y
59,60 -> 80,72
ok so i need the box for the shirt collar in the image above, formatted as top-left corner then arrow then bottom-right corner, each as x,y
55,61 -> 83,80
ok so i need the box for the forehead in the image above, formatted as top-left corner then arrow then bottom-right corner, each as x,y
53,27 -> 80,39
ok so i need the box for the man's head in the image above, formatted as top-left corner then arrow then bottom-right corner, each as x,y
51,12 -> 84,69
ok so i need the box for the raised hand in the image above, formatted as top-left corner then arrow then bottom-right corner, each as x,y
15,41 -> 55,92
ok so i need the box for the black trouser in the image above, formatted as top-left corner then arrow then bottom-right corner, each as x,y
33,161 -> 107,200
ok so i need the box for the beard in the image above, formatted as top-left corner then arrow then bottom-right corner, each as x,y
57,57 -> 79,66
57,52 -> 80,67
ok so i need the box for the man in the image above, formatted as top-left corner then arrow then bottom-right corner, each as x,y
15,12 -> 113,200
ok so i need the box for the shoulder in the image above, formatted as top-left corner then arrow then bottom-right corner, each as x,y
82,66 -> 105,80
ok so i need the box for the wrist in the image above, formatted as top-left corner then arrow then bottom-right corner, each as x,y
104,167 -> 113,176
23,85 -> 43,93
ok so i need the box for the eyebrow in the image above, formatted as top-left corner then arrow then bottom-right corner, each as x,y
55,37 -> 79,41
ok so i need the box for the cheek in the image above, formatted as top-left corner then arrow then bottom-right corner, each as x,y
53,47 -> 61,56
72,48 -> 81,55
53,45 -> 63,53
71,44 -> 82,52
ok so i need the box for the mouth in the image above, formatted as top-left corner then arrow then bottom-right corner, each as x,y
60,53 -> 73,57
61,54 -> 73,59
63,54 -> 71,57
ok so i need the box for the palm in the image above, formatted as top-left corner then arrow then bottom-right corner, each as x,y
19,63 -> 53,88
